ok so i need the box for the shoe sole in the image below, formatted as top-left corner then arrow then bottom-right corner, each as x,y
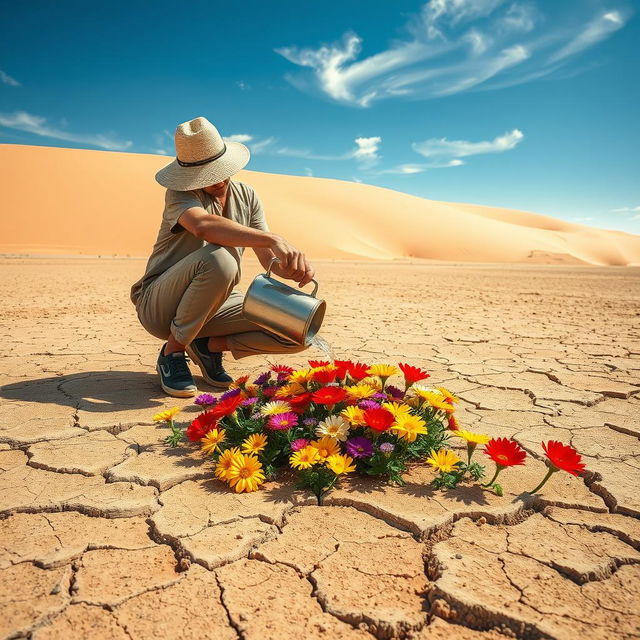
185,344 -> 232,389
156,364 -> 198,398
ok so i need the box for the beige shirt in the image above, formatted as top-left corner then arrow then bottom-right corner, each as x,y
130,179 -> 269,305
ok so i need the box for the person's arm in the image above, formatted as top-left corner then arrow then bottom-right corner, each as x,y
178,207 -> 315,287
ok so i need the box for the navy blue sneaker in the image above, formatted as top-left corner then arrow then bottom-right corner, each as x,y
186,337 -> 233,389
156,344 -> 198,398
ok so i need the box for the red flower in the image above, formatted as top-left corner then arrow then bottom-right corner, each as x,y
542,440 -> 585,476
262,386 -> 279,398
312,367 -> 338,385
484,438 -> 527,467
334,360 -> 354,381
186,413 -> 218,441
287,392 -> 313,413
271,364 -> 294,375
347,362 -> 370,381
398,363 -> 430,384
363,407 -> 395,432
309,360 -> 330,368
234,375 -> 250,387
209,394 -> 243,419
447,415 -> 460,431
311,386 -> 348,406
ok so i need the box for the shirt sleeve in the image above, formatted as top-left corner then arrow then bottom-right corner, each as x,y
163,189 -> 203,234
248,186 -> 270,232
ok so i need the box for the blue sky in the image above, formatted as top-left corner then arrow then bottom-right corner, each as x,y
1,0 -> 639,234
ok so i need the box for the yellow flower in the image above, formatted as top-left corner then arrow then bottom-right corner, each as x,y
455,429 -> 490,445
226,454 -> 266,493
426,449 -> 461,473
367,364 -> 398,379
201,428 -> 226,455
152,407 -> 181,423
390,414 -> 428,442
325,454 -> 357,475
436,386 -> 459,404
290,445 -> 320,470
381,401 -> 412,421
310,436 -> 341,461
241,384 -> 260,398
215,447 -> 242,481
411,386 -> 454,413
288,368 -> 316,384
359,376 -> 383,391
345,384 -> 378,401
341,405 -> 367,426
259,400 -> 292,416
241,433 -> 268,455
274,382 -> 307,398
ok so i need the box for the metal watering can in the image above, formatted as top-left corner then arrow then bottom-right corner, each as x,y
242,257 -> 326,346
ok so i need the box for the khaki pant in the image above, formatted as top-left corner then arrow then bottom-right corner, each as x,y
135,243 -> 309,360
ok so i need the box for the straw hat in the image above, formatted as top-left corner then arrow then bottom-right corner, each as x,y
155,116 -> 250,191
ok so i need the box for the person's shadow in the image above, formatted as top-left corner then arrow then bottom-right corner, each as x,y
0,371 -> 198,414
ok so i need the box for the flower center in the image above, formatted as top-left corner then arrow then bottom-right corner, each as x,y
240,468 -> 251,478
497,454 -> 508,463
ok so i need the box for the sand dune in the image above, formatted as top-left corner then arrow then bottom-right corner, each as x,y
1,143 -> 638,266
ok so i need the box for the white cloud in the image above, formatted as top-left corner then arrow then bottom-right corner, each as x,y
152,148 -> 169,155
610,206 -> 640,213
275,1 -> 628,107
0,110 -> 132,151
412,128 -> 523,158
249,136 -> 277,154
224,133 -> 253,143
304,167 -> 313,177
548,11 -> 626,64
0,70 -> 20,86
236,80 -> 251,90
378,159 -> 464,174
572,216 -> 594,222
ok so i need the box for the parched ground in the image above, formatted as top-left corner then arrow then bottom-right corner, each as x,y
1,256 -> 639,640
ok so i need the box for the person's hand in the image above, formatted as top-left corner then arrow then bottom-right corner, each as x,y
269,236 -> 315,288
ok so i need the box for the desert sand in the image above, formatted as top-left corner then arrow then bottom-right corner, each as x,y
0,254 -> 639,639
1,143 -> 640,265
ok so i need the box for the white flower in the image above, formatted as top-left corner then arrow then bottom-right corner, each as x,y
315,415 -> 350,442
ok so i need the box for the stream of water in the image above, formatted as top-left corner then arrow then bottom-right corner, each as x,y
308,334 -> 336,363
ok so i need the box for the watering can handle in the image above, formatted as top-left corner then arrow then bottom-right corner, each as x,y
266,257 -> 319,297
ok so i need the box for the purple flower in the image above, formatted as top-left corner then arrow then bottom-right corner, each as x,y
346,436 -> 374,459
378,442 -> 395,454
267,412 -> 299,431
194,393 -> 217,407
303,417 -> 318,427
372,392 -> 388,401
241,397 -> 258,407
359,399 -> 380,410
219,387 -> 242,401
253,371 -> 271,386
386,385 -> 404,400
276,371 -> 290,382
290,438 -> 310,452
250,411 -> 262,421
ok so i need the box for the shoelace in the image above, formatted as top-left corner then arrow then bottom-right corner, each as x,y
169,353 -> 192,379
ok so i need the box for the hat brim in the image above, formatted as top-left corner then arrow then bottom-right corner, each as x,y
155,141 -> 250,191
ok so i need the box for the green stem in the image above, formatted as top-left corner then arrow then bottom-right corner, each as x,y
528,467 -> 557,495
481,465 -> 503,487
466,443 -> 476,466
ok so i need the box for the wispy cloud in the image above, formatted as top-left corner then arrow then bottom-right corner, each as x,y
548,11 -> 625,64
225,133 -> 252,143
275,1 -> 628,107
304,167 -> 313,177
0,70 -> 20,86
378,128 -> 523,175
412,128 -> 523,158
0,110 -> 132,150
610,205 -> 640,213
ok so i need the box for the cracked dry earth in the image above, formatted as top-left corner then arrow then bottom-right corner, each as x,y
1,257 -> 639,640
